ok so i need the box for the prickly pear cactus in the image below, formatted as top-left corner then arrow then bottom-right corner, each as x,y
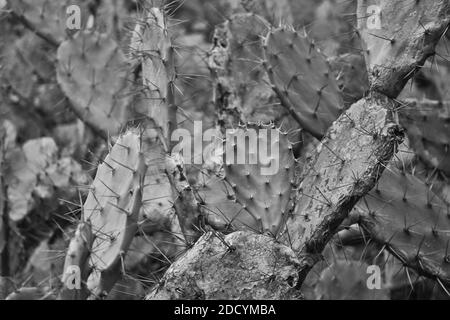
196,174 -> 250,232
398,99 -> 450,175
263,27 -> 344,139
2,0 -> 450,302
209,13 -> 274,126
136,7 -> 176,141
329,53 -> 369,107
57,31 -> 132,137
223,123 -> 295,235
357,0 -> 450,97
315,260 -> 389,300
59,221 -> 93,300
353,168 -> 450,285
283,92 -> 402,252
82,129 -> 146,298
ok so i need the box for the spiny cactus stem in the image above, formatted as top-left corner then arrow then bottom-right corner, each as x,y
361,222 -> 450,287
357,0 -> 450,97
349,166 -> 450,287
282,93 -> 402,289
165,154 -> 203,244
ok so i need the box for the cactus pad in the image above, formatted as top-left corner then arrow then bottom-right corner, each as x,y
137,7 -> 176,140
354,168 -> 450,284
223,123 -> 295,235
357,0 -> 450,97
398,99 -> 450,175
263,27 -> 344,139
315,260 -> 389,300
57,31 -> 132,137
329,53 -> 369,107
59,221 -> 93,300
83,129 -> 146,297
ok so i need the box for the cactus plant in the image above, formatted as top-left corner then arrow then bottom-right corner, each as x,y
315,260 -> 389,300
208,13 -> 272,127
133,7 -> 176,143
82,129 -> 146,298
357,0 -> 450,97
398,99 -> 450,175
329,53 -> 369,107
223,123 -> 296,235
1,0 -> 450,302
263,27 -> 345,139
56,31 -> 132,138
351,168 -> 450,286
59,221 -> 92,300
